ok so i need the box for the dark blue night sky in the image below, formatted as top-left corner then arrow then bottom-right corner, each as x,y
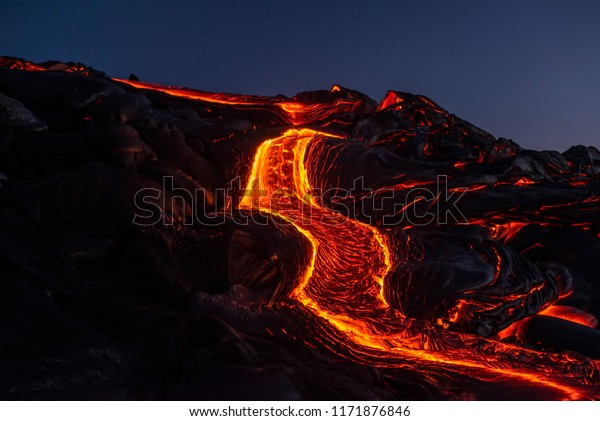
1,0 -> 599,151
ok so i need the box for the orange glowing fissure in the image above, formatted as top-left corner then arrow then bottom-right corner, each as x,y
107,78 -> 599,399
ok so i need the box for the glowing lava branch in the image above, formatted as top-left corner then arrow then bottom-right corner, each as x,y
114,79 -> 364,126
114,78 -> 273,107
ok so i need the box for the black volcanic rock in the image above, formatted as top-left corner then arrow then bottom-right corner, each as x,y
0,92 -> 47,132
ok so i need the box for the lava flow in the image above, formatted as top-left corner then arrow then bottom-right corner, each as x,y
1,57 -> 599,400
235,128 -> 598,400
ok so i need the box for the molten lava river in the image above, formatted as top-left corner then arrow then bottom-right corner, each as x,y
235,128 -> 598,400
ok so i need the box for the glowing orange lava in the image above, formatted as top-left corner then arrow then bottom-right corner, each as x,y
540,306 -> 598,329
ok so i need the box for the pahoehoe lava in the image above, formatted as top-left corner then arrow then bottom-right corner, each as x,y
1,57 -> 599,400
